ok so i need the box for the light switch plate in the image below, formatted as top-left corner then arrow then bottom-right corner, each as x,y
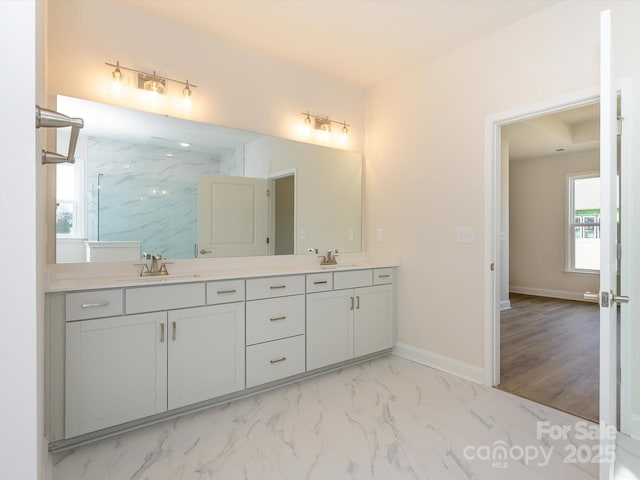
376,229 -> 383,242
456,227 -> 475,244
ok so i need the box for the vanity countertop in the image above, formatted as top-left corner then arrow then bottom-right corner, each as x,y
46,258 -> 399,293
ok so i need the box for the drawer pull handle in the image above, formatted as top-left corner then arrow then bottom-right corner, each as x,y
160,323 -> 165,343
378,274 -> 390,278
313,280 -> 328,285
270,356 -> 287,364
80,301 -> 109,308
270,316 -> 287,322
356,296 -> 360,309
350,296 -> 354,310
172,321 -> 177,341
270,285 -> 287,290
217,289 -> 237,294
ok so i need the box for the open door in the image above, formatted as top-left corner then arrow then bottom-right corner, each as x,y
598,10 -> 629,479
197,174 -> 268,257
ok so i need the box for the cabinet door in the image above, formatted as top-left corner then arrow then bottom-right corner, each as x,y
306,289 -> 354,370
354,284 -> 394,357
167,303 -> 244,410
65,312 -> 167,438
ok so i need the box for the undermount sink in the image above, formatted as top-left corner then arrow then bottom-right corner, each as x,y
319,264 -> 357,270
116,273 -> 202,283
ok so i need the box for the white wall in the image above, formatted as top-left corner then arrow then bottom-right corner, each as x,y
0,1 -> 43,479
365,0 -> 640,369
509,150 -> 600,299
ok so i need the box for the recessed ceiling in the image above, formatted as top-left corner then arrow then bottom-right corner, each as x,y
108,0 -> 560,87
503,103 -> 600,162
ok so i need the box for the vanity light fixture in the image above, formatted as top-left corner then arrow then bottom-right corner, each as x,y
106,61 -> 197,111
301,111 -> 350,144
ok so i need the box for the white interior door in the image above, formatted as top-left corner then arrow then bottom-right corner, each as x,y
198,174 -> 268,257
599,10 -> 626,479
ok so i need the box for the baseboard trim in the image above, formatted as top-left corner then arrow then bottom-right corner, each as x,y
509,286 -> 593,302
392,342 -> 484,385
500,300 -> 511,311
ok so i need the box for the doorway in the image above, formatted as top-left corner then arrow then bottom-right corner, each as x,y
272,174 -> 295,255
498,102 -> 602,422
484,83 -> 633,435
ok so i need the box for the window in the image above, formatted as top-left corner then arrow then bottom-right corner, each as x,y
56,156 -> 86,239
568,174 -> 601,272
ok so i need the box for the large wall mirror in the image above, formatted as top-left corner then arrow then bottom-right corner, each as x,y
54,96 -> 362,263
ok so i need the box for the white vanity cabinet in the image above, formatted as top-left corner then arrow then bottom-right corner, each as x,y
65,311 -> 167,438
48,265 -> 396,448
306,268 -> 395,371
245,275 -> 306,387
63,282 -> 244,438
167,303 -> 245,409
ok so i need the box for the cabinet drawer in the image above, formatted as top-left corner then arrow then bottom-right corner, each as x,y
306,273 -> 333,293
246,295 -> 304,345
126,283 -> 205,314
66,289 -> 123,321
373,268 -> 394,285
206,280 -> 245,305
333,269 -> 372,290
246,275 -> 305,300
246,335 -> 305,388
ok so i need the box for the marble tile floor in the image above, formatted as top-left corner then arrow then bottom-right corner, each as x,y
52,355 -> 602,480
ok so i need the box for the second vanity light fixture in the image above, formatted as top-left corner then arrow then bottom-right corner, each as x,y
302,111 -> 350,144
106,61 -> 197,111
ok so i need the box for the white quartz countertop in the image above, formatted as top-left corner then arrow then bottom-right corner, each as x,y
46,255 -> 399,292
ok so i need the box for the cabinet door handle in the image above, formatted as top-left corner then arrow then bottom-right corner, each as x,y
356,296 -> 360,309
270,285 -> 286,290
80,301 -> 109,308
270,316 -> 286,322
378,274 -> 390,278
270,356 -> 287,364
217,289 -> 237,294
172,321 -> 177,341
350,296 -> 354,310
313,280 -> 328,285
160,323 -> 165,343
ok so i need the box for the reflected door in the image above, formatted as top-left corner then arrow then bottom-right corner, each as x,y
197,174 -> 268,257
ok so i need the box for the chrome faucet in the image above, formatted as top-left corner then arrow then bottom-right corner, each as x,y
136,253 -> 170,276
319,249 -> 339,266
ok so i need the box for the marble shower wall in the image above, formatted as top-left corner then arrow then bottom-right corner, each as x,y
86,137 -> 244,259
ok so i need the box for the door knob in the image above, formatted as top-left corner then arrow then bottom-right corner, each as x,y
584,292 -> 599,302
199,249 -> 212,255
583,291 -> 629,306
611,292 -> 630,304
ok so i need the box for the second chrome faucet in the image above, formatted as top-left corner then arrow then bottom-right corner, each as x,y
137,253 -> 170,276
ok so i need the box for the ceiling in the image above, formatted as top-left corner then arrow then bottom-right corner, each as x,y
503,103 -> 600,161
109,0 -> 560,87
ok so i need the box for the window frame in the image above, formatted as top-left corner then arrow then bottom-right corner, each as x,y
566,171 -> 600,275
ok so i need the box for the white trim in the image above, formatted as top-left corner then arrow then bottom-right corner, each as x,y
392,342 -> 484,385
499,300 -> 511,311
484,86 -> 600,388
509,286 -> 596,303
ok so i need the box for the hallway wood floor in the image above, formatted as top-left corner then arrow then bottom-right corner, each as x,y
498,293 -> 599,423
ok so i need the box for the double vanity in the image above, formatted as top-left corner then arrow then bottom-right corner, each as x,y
45,260 -> 398,451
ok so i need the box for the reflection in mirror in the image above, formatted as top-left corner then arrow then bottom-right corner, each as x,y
54,96 -> 362,263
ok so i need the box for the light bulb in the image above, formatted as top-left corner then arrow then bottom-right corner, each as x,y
112,62 -> 122,98
340,122 -> 348,146
304,113 -> 312,138
183,82 -> 192,113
